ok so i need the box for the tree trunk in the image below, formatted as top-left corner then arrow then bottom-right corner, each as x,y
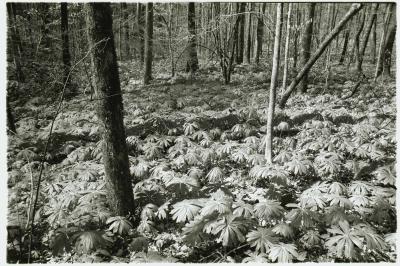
293,4 -> 301,69
61,3 -> 72,93
354,10 -> 366,73
254,3 -> 266,64
245,3 -> 253,63
186,2 -> 199,73
40,3 -> 51,50
382,9 -> 396,77
265,3 -> 283,164
282,3 -> 292,94
7,101 -> 17,134
375,3 -> 396,79
143,3 -> 153,85
236,2 -> 246,64
371,14 -> 377,64
85,3 -> 134,217
7,3 -> 24,82
122,3 -> 130,59
279,4 -> 363,109
338,28 -> 350,64
136,3 -> 144,63
299,3 -> 315,93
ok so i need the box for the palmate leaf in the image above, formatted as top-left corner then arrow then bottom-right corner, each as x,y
268,243 -> 298,263
298,190 -> 326,211
324,207 -> 349,225
348,181 -> 371,196
165,175 -> 199,194
272,223 -> 294,238
285,156 -> 313,175
325,220 -> 363,259
106,216 -> 133,235
155,201 -> 170,220
246,228 -> 278,253
182,214 -> 208,245
325,194 -> 352,209
73,230 -> 112,255
231,148 -> 250,164
242,252 -> 269,263
184,122 -> 199,136
254,200 -> 284,220
374,165 -> 396,186
328,182 -> 347,195
354,223 -> 388,251
137,219 -> 156,234
130,161 -> 150,179
170,199 -> 205,223
349,194 -> 369,207
216,141 -> 236,157
206,166 -> 224,183
141,203 -> 158,220
285,203 -> 316,229
301,230 -> 321,248
212,214 -> 248,247
274,150 -> 292,164
200,190 -> 233,216
233,200 -> 254,218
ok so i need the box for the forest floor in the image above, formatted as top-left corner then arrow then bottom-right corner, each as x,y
7,60 -> 396,263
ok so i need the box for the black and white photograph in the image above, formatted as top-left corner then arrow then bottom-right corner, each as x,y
4,1 -> 397,263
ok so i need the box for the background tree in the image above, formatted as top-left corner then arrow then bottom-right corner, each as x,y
280,3 -> 363,108
186,2 -> 199,73
143,3 -> 153,85
265,3 -> 282,163
136,3 -> 144,64
236,2 -> 246,64
85,2 -> 134,216
60,2 -> 72,94
7,3 -> 24,82
282,3 -> 292,94
254,3 -> 266,64
299,3 -> 315,93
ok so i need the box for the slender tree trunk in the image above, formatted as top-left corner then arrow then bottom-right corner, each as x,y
7,3 -> 24,82
293,4 -> 301,69
136,3 -> 144,63
339,28 -> 350,64
40,3 -> 51,50
371,14 -> 377,64
354,10 -> 366,73
357,3 -> 378,72
255,3 -> 266,64
265,3 -> 283,164
85,3 -> 134,217
282,3 -> 292,94
122,3 -> 130,59
299,3 -> 316,93
279,4 -> 363,109
61,3 -> 72,94
245,3 -> 253,63
236,2 -> 246,64
186,2 -> 199,73
143,3 -> 153,85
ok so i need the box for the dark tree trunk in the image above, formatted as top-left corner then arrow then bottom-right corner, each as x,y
7,101 -> 17,134
299,3 -> 315,93
357,4 -> 378,72
61,3 -> 72,93
339,28 -> 350,64
85,3 -> 134,217
143,3 -> 153,85
376,3 -> 396,78
254,3 -> 266,64
245,3 -> 253,63
382,11 -> 396,77
136,3 -> 144,63
236,2 -> 246,64
293,4 -> 301,69
371,14 -> 377,64
186,2 -> 199,73
7,3 -> 24,82
279,4 -> 363,109
122,3 -> 130,59
354,11 -> 366,73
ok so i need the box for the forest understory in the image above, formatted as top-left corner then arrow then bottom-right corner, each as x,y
6,2 -> 397,264
7,59 -> 396,263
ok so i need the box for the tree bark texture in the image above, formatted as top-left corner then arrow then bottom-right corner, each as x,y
299,3 -> 315,93
236,2 -> 246,64
61,3 -> 72,92
85,3 -> 134,216
143,3 -> 153,84
265,3 -> 283,163
254,3 -> 266,64
282,3 -> 292,94
186,2 -> 199,72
